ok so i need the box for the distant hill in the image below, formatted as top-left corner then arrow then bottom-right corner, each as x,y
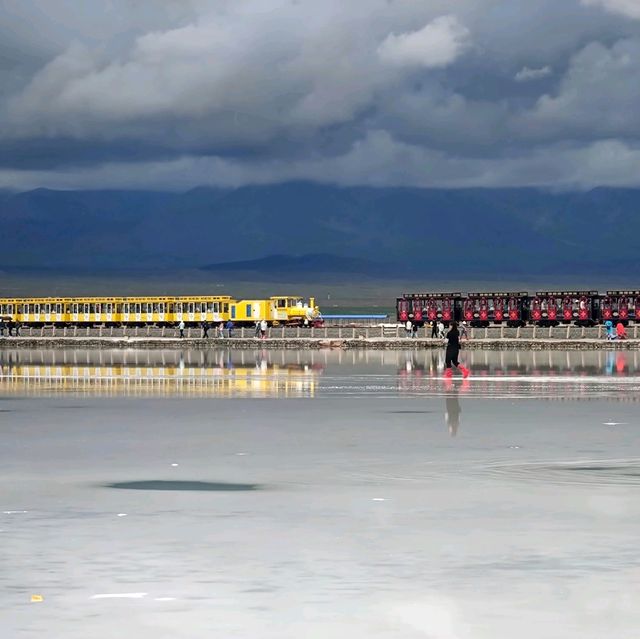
0,183 -> 639,277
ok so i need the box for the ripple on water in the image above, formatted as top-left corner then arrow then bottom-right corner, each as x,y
480,459 -> 640,486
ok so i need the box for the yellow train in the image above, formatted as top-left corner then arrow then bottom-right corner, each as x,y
0,294 -> 320,327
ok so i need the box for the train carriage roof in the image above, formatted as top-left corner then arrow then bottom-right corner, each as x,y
534,290 -> 599,296
467,291 -> 528,297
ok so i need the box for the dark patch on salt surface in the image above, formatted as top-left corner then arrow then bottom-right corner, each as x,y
484,459 -> 640,486
105,480 -> 260,492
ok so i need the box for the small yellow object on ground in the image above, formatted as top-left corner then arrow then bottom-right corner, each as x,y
30,594 -> 44,603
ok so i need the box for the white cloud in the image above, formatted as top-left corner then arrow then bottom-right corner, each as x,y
519,38 -> 640,139
377,15 -> 470,68
582,0 -> 640,19
515,65 -> 552,81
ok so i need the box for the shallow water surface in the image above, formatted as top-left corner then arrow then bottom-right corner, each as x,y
2,348 -> 640,638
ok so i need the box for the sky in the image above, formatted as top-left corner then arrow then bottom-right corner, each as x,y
1,0 -> 640,191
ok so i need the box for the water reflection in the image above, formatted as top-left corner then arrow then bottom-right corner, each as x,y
396,350 -> 640,401
0,349 -> 324,398
0,348 -> 638,399
444,385 -> 461,437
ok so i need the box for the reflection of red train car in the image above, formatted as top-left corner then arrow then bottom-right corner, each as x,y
397,293 -> 463,325
397,289 -> 639,326
462,292 -> 528,327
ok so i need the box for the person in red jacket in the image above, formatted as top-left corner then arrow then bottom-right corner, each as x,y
616,322 -> 627,340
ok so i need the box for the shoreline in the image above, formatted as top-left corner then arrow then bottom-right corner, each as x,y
2,337 -> 639,350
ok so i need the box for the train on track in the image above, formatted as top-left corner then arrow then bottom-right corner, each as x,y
0,295 -> 321,328
397,290 -> 640,327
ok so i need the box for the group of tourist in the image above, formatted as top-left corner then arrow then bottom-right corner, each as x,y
605,320 -> 627,340
405,319 -> 469,340
176,319 -> 270,339
0,319 -> 21,336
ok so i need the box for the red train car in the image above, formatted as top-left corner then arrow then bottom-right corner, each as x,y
602,290 -> 640,324
462,292 -> 528,327
530,291 -> 599,326
396,293 -> 463,326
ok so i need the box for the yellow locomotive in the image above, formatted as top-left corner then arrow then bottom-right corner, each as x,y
0,295 -> 320,327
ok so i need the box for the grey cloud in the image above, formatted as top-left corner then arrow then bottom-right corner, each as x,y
582,0 -> 640,18
1,0 -> 640,189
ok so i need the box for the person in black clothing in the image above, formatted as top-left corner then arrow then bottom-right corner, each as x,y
201,320 -> 209,338
444,322 -> 470,378
430,320 -> 438,338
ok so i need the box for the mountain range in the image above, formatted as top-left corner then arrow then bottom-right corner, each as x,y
0,183 -> 638,278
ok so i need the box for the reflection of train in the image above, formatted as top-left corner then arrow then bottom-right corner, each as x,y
0,295 -> 321,327
396,350 -> 640,401
397,290 -> 640,327
0,357 -> 323,398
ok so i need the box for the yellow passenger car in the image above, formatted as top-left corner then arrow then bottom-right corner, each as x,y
0,296 -> 234,326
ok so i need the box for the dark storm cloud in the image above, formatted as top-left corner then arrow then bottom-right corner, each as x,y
1,0 -> 640,189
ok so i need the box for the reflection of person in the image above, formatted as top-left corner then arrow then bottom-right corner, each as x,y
444,322 -> 470,378
445,388 -> 461,437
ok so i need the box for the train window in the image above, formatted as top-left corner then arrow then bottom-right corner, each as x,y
44,303 -> 50,314
116,304 -> 122,313
35,304 -> 41,314
96,304 -> 101,314
188,302 -> 194,313
195,303 -> 201,313
168,303 -> 174,313
158,303 -> 164,313
56,303 -> 62,314
213,302 -> 219,313
17,305 -> 23,314
224,303 -> 229,313
7,304 -> 13,314
135,303 -> 141,313
246,303 -> 252,317
277,299 -> 287,308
